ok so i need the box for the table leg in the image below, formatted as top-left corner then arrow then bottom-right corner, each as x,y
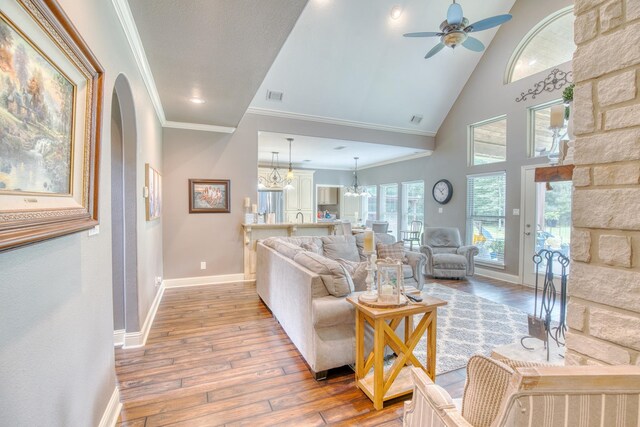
373,318 -> 385,410
355,310 -> 364,380
426,311 -> 437,381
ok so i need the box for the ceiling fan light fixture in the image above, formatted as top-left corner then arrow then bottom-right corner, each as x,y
443,31 -> 467,48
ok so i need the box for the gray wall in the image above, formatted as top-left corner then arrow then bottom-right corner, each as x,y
0,0 -> 163,425
163,113 -> 433,280
360,0 -> 572,278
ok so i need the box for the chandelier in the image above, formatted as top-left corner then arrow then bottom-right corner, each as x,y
345,157 -> 371,197
257,138 -> 295,190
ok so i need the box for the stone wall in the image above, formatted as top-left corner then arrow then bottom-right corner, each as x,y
566,0 -> 640,366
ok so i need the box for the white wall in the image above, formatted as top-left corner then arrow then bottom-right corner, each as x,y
0,0 -> 163,425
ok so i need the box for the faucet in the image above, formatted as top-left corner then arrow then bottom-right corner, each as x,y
296,212 -> 304,224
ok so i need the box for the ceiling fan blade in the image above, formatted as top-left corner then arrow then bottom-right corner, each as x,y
447,2 -> 464,25
425,42 -> 445,59
467,14 -> 512,32
403,31 -> 441,38
462,36 -> 485,52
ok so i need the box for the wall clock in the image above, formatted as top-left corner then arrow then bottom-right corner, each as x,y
432,179 -> 453,204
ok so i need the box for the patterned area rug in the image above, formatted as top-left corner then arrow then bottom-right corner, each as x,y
414,283 -> 529,375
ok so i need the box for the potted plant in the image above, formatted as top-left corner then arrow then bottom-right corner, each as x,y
562,83 -> 574,140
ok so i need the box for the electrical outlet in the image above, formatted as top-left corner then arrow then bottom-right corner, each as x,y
88,225 -> 100,236
155,276 -> 162,286
513,208 -> 520,216
200,261 -> 206,270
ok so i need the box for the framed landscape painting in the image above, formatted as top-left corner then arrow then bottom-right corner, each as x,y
0,0 -> 104,251
145,164 -> 161,221
189,179 -> 230,213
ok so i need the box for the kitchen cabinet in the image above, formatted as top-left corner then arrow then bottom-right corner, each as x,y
284,170 -> 314,222
318,187 -> 338,205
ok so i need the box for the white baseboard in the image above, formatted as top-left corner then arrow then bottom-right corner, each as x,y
123,283 -> 165,349
98,386 -> 122,427
475,267 -> 522,285
163,273 -> 249,288
113,329 -> 125,347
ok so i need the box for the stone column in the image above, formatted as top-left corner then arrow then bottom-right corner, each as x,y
566,0 -> 640,366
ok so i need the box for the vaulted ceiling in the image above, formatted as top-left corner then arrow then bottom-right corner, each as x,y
126,0 -> 516,135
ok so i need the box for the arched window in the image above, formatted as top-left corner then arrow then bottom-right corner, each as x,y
505,7 -> 575,83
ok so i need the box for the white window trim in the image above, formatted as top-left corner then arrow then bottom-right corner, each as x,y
504,5 -> 574,84
468,115 -> 508,167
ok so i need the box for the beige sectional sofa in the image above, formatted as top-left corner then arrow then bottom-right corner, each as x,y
256,233 -> 426,379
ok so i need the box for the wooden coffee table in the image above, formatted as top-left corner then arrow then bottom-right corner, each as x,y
347,294 -> 447,410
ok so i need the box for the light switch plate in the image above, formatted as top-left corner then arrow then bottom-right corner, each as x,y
200,261 -> 206,270
513,208 -> 520,216
438,207 -> 443,213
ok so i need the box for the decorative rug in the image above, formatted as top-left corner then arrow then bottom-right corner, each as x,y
413,283 -> 529,375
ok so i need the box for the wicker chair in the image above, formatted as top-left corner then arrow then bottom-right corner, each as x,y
403,355 -> 640,427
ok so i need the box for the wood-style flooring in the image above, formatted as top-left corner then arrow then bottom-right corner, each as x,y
115,276 -> 543,426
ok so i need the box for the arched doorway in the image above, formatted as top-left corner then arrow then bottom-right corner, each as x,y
111,74 -> 139,343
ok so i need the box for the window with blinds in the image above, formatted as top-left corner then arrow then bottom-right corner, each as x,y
466,172 -> 506,266
469,116 -> 507,166
363,185 -> 377,220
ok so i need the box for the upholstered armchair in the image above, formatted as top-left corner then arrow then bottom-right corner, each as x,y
403,356 -> 640,427
420,227 -> 478,278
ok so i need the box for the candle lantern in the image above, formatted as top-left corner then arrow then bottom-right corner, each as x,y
376,259 -> 403,305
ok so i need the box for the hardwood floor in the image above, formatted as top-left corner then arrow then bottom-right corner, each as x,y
115,276 -> 543,426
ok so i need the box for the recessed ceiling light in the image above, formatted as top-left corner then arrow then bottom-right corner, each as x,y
390,5 -> 403,20
334,146 -> 347,150
189,97 -> 205,104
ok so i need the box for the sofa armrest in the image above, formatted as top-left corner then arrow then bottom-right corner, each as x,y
456,245 -> 478,275
404,250 -> 426,290
403,368 -> 472,427
419,245 -> 435,276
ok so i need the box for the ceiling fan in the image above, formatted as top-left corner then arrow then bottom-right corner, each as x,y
403,1 -> 512,59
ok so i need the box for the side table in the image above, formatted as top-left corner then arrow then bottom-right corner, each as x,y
347,295 -> 447,410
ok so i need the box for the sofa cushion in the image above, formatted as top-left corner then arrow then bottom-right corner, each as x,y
377,241 -> 406,262
284,236 -> 323,248
335,258 -> 369,291
462,356 -> 514,427
321,235 -> 360,262
301,242 -> 323,255
433,253 -> 467,269
312,296 -> 355,328
293,251 -> 354,297
433,247 -> 458,255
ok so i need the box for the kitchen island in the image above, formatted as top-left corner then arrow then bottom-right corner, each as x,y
242,222 -> 338,280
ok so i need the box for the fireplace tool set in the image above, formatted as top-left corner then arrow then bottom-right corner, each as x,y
521,249 -> 569,361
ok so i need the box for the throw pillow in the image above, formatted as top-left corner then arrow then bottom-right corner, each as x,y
377,241 -> 406,262
321,235 -> 360,262
293,251 -> 354,296
461,355 -> 514,427
335,258 -> 369,291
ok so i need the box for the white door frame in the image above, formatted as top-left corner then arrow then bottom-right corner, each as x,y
519,164 -> 545,288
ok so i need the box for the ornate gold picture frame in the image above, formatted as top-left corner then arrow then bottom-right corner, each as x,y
0,0 -> 104,251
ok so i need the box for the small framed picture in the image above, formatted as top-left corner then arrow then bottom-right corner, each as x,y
189,179 -> 230,213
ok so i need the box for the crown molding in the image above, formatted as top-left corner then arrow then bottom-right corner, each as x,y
164,121 -> 236,134
359,151 -> 432,170
246,107 -> 437,137
112,0 -> 166,124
